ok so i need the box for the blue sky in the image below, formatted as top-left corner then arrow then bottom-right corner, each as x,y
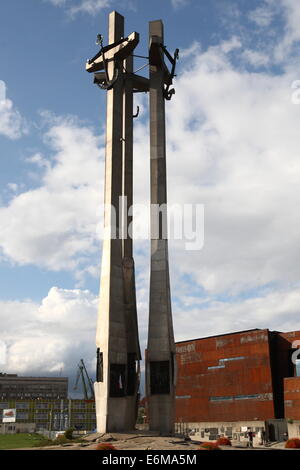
1,0 -> 300,394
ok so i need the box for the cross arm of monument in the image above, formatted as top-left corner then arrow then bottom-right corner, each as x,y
86,31 -> 140,73
94,71 -> 149,93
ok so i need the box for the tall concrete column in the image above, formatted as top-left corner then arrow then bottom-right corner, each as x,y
94,11 -> 130,433
122,53 -> 141,428
146,20 -> 176,435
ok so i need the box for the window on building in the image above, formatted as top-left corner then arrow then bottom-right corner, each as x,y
17,412 -> 29,420
73,402 -> 86,410
36,403 -> 49,409
207,365 -> 225,370
35,413 -> 48,420
235,394 -> 260,400
210,396 -> 233,402
0,403 -> 8,409
219,356 -> 246,363
16,402 -> 29,409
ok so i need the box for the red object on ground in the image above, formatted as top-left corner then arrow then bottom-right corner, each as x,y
216,437 -> 232,446
285,438 -> 300,449
199,442 -> 220,451
95,442 -> 118,450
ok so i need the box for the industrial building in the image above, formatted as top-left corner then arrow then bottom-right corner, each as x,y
175,328 -> 300,443
0,371 -> 97,434
0,398 -> 96,434
0,373 -> 68,400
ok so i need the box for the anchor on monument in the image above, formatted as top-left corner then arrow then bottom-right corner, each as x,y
86,30 -> 150,94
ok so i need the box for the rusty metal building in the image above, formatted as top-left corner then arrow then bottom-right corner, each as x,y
175,328 -> 300,430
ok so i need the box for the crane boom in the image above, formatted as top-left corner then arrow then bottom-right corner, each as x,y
80,359 -> 95,400
73,359 -> 95,400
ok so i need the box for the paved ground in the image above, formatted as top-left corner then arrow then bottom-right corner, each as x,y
12,432 -> 295,450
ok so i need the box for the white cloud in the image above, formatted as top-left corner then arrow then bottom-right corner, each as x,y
46,0 -> 67,5
68,0 -> 111,16
0,81 -> 27,140
0,115 -> 103,275
45,0 -> 189,15
128,37 -> 300,303
171,0 -> 189,9
275,0 -> 300,61
45,0 -> 111,16
220,36 -> 242,54
242,49 -> 270,67
0,287 -> 98,376
0,284 -> 299,378
3,32 -> 300,304
248,0 -> 300,62
248,4 -> 275,27
3,2 -> 300,356
174,286 -> 300,342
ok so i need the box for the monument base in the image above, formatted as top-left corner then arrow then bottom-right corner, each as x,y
94,382 -> 138,433
148,394 -> 175,435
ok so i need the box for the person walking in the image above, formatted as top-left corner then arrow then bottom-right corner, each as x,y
247,429 -> 254,448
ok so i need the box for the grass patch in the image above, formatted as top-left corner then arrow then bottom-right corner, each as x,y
0,433 -> 46,450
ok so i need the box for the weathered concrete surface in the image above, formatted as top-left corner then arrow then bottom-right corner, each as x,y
146,19 -> 175,435
94,11 -> 140,433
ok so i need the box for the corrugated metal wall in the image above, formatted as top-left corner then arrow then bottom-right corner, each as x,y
175,329 -> 276,422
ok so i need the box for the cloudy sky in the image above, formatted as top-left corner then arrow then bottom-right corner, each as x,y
1,0 -> 300,395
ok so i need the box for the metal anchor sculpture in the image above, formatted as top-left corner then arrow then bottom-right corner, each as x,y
160,45 -> 179,100
93,34 -> 119,90
86,31 -> 140,89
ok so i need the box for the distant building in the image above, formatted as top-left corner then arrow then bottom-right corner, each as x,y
0,399 -> 96,432
175,328 -> 300,443
0,374 -> 68,400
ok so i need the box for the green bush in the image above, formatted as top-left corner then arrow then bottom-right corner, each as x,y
64,428 -> 74,440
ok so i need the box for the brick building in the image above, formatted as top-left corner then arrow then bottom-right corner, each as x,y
175,328 -> 300,442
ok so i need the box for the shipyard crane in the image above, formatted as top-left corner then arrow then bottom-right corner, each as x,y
73,359 -> 95,400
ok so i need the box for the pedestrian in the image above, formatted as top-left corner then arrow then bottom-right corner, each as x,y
247,429 -> 254,448
261,429 -> 266,445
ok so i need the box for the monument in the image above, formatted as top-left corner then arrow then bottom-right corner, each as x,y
86,11 -> 178,434
146,20 -> 178,435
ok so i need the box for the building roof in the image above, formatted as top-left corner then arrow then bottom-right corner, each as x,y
0,373 -> 68,381
175,328 -> 268,345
